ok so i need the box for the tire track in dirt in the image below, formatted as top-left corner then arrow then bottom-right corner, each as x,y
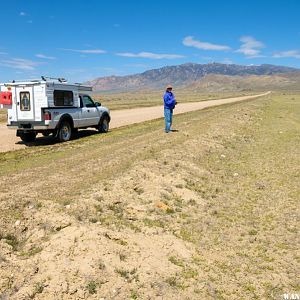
0,92 -> 270,153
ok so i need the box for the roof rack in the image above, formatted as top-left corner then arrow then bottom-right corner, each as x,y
4,77 -> 92,91
41,76 -> 67,83
7,77 -> 68,83
8,78 -> 41,83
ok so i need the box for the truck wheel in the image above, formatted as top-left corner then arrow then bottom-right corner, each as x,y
19,132 -> 37,143
57,121 -> 72,142
98,116 -> 109,133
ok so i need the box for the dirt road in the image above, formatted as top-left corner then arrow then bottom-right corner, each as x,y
0,92 -> 270,152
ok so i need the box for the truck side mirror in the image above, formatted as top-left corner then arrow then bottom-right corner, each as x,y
95,102 -> 101,107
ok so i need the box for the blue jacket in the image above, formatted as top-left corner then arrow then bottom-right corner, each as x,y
163,91 -> 176,109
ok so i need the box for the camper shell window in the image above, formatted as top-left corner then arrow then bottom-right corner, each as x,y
20,92 -> 31,111
54,90 -> 74,106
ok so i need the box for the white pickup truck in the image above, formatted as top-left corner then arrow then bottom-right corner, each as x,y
0,77 -> 110,142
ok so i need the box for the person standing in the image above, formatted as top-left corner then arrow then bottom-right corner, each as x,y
163,85 -> 177,133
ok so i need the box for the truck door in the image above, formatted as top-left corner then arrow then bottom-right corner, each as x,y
80,95 -> 100,126
16,86 -> 34,121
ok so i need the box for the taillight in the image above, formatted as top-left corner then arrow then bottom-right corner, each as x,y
43,111 -> 51,120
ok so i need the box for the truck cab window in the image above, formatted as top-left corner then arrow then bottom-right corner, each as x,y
82,95 -> 95,108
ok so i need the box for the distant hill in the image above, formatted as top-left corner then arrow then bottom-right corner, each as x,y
185,73 -> 300,92
86,63 -> 300,92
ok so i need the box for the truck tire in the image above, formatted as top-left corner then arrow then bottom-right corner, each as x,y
19,132 -> 37,143
98,115 -> 109,133
57,121 -> 72,142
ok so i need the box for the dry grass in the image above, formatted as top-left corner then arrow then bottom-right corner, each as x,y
0,93 -> 299,299
0,109 -> 6,123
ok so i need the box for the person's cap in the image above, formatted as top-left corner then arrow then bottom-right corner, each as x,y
166,85 -> 173,90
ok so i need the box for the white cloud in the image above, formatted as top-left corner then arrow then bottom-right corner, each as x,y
236,36 -> 265,58
273,50 -> 300,59
0,58 -> 41,70
19,12 -> 27,16
59,48 -> 106,54
183,36 -> 231,51
36,54 -> 56,60
116,51 -> 185,59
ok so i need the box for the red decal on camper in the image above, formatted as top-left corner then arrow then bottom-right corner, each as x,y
0,92 -> 12,105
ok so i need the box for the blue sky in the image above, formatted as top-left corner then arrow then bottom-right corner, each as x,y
0,0 -> 300,82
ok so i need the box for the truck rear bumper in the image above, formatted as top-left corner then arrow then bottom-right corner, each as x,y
7,121 -> 52,130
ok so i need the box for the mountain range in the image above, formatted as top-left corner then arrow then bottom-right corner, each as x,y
86,63 -> 300,92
